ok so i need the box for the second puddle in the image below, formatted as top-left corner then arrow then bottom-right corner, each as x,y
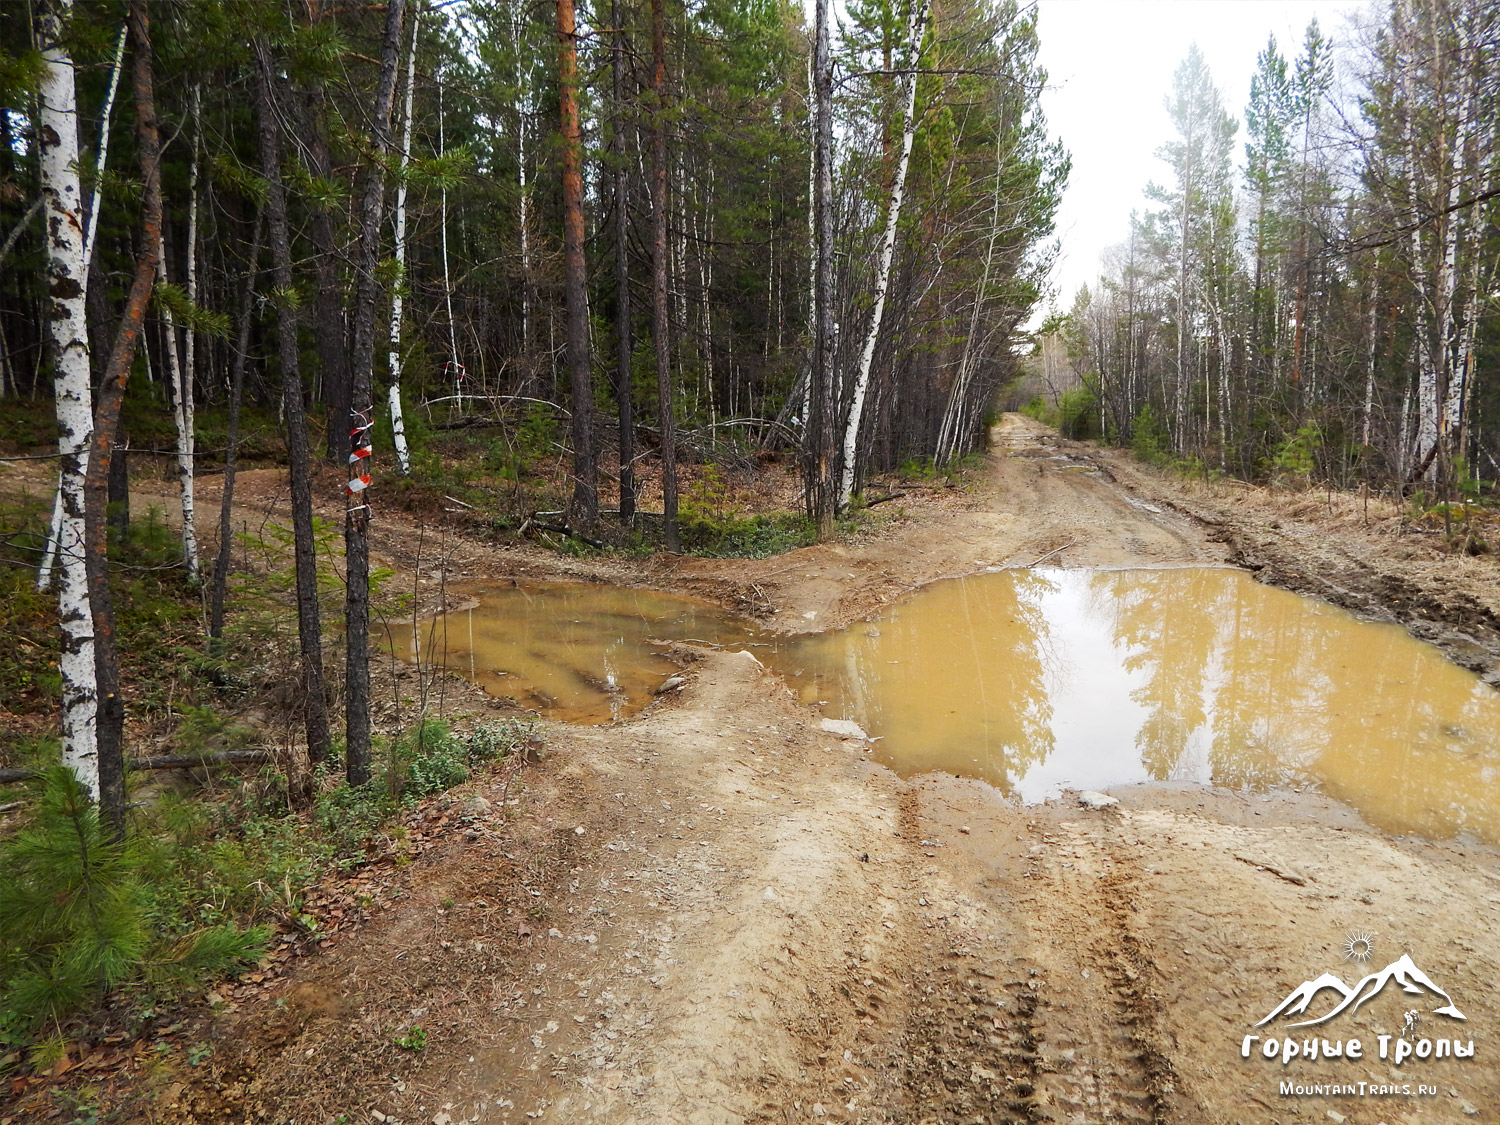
394,568 -> 1500,844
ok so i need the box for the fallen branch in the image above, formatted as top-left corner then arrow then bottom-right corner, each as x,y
862,491 -> 907,508
1027,538 -> 1076,567
526,520 -> 606,550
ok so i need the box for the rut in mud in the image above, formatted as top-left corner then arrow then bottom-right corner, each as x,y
138,417 -> 1500,1124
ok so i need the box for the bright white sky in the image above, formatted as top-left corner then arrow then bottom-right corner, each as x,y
1033,0 -> 1368,317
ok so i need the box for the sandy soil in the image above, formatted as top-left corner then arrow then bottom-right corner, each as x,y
8,417 -> 1500,1124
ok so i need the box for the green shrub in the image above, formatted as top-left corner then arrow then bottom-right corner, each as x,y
1131,405 -> 1167,463
0,768 -> 268,1044
1272,423 -> 1321,486
1056,387 -> 1098,439
1020,395 -> 1055,426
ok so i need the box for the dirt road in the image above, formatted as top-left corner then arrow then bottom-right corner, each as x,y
139,417 -> 1500,1124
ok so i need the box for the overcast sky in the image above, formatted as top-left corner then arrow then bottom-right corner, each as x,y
1032,0 -> 1369,318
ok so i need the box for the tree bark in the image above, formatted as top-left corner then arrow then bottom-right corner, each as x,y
159,215 -> 198,583
345,0 -> 407,787
613,0 -> 636,525
255,39 -> 331,786
808,0 -> 838,540
81,0 -> 166,837
650,0 -> 679,550
559,0 -> 597,527
387,7 -> 418,476
38,0 -> 99,799
838,0 -> 927,508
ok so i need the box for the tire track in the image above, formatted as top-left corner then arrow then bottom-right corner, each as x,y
1016,816 -> 1188,1124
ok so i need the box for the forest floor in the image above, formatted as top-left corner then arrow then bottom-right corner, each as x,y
10,415 -> 1500,1124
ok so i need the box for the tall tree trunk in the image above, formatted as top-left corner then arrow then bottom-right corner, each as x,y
83,0 -> 166,836
387,8 -> 418,475
559,0 -> 597,526
254,39 -> 328,794
809,0 -> 838,540
650,0 -> 678,550
613,0 -> 636,524
38,0 -> 99,797
838,0 -> 927,507
345,0 -> 406,787
438,74 -> 462,410
157,230 -> 197,581
35,22 -> 125,595
1398,0 -> 1439,478
209,209 -> 263,647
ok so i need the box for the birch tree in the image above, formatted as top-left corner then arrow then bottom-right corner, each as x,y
37,0 -> 98,797
387,6 -> 419,476
838,0 -> 928,508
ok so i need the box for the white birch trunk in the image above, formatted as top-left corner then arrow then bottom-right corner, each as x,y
388,10 -> 417,474
39,21 -> 125,592
1453,85 -> 1495,459
81,22 -> 126,275
159,226 -> 198,581
511,7 -> 534,386
1362,276 -> 1378,449
185,86 -> 201,428
38,0 -> 99,796
1438,21 -> 1477,442
439,69 -> 461,413
837,0 -> 928,508
1400,0 -> 1438,472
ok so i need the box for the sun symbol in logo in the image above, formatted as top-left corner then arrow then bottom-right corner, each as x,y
1342,929 -> 1377,964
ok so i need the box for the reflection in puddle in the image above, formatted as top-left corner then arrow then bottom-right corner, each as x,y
393,569 -> 1500,843
389,581 -> 760,723
773,568 -> 1500,842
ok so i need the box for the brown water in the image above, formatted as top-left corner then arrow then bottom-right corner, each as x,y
389,581 -> 762,723
394,569 -> 1500,843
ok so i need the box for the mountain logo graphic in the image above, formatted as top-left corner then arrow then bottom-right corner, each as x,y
1256,953 -> 1466,1029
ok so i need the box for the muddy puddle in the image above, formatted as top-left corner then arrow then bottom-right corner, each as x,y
389,581 -> 761,723
395,569 -> 1500,843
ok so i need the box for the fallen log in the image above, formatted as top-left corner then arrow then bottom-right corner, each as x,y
0,748 -> 276,786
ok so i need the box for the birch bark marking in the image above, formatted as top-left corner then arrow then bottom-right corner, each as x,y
38,0 -> 99,796
81,22 -> 126,273
345,0 -> 406,787
1398,0 -> 1438,475
159,224 -> 197,581
38,20 -> 125,594
838,0 -> 928,508
388,6 -> 419,475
